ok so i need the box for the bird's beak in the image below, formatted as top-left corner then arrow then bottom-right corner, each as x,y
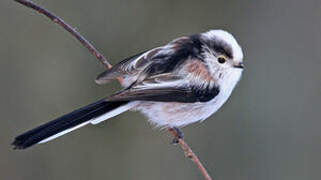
233,62 -> 244,69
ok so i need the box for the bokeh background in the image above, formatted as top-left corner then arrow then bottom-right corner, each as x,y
1,0 -> 321,179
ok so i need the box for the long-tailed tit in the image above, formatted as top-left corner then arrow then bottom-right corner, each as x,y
13,29 -> 244,149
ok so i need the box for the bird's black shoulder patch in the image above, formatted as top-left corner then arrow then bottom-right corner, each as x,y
146,35 -> 205,76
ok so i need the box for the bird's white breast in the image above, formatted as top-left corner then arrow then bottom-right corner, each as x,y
133,69 -> 242,128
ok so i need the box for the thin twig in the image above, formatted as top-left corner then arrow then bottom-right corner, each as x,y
169,128 -> 212,180
14,0 -> 112,69
13,0 -> 211,179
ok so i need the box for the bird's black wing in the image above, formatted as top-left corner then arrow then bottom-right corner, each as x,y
98,34 -> 219,103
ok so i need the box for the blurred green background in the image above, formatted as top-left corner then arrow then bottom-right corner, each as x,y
1,0 -> 321,179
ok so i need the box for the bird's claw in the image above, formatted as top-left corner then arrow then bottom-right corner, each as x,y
171,127 -> 184,144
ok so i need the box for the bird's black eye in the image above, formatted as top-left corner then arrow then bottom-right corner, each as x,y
217,56 -> 226,64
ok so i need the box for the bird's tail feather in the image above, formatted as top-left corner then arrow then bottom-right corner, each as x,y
12,99 -> 131,149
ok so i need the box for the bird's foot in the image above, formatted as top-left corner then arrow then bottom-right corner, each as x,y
171,127 -> 184,144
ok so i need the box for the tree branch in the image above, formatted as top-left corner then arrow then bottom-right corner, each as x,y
14,0 -> 112,69
168,128 -> 212,180
13,0 -> 212,179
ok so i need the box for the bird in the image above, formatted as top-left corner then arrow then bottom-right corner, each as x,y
12,29 -> 244,149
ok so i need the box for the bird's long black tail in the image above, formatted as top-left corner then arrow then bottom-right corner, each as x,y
12,99 -> 128,149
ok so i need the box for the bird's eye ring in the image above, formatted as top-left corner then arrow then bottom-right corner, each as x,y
217,56 -> 227,64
